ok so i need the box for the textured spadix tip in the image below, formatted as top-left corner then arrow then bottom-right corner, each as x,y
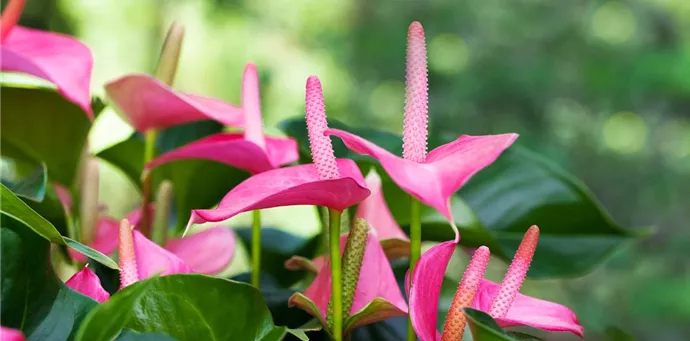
402,21 -> 429,163
305,75 -> 340,180
441,246 -> 490,341
155,21 -> 185,86
0,0 -> 26,42
118,219 -> 139,288
488,225 -> 540,318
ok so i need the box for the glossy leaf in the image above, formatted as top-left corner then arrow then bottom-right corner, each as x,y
1,215 -> 98,341
464,308 -> 516,341
75,274 -> 305,341
96,135 -> 145,190
0,75 -> 96,186
281,117 -> 648,278
235,227 -> 320,288
3,163 -> 47,202
117,331 -> 180,341
1,184 -> 119,269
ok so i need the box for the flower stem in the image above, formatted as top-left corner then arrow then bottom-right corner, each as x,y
407,197 -> 422,341
328,208 -> 343,341
251,209 -> 262,288
138,129 -> 158,237
151,180 -> 173,246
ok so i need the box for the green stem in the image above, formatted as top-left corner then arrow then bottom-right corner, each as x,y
251,209 -> 261,288
407,197 -> 422,341
138,129 -> 158,237
328,208 -> 343,341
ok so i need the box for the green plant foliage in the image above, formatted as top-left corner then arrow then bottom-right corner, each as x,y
463,308 -> 517,341
75,274 -> 307,341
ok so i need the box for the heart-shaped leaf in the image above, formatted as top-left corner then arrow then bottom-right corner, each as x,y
0,73 -> 100,187
1,184 -> 118,269
75,274 -> 306,341
1,214 -> 98,341
280,117 -> 649,278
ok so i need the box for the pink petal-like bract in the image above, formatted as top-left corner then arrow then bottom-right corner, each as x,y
305,76 -> 339,180
327,129 -> 518,221
489,225 -> 539,318
68,217 -> 120,263
145,133 -> 298,174
355,170 -> 408,242
408,234 -> 459,341
242,62 -> 266,150
402,21 -> 429,163
0,327 -> 25,341
53,183 -> 72,211
132,229 -> 193,279
289,231 -> 408,331
165,226 -> 236,275
104,74 -> 244,132
187,159 -> 369,228
472,279 -> 584,337
65,267 -> 110,303
1,26 -> 94,118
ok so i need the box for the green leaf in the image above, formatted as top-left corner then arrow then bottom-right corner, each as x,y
0,75 -> 96,187
1,184 -> 119,270
1,214 -> 98,341
118,331 -> 180,341
75,274 -> 304,341
3,163 -> 48,202
464,308 -> 516,341
96,134 -> 145,190
280,117 -> 650,278
235,227 -> 321,288
605,326 -> 636,341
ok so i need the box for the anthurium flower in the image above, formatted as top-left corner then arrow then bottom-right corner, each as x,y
1,326 -> 25,341
288,228 -> 408,334
145,63 -> 298,174
68,206 -> 236,275
355,169 -> 409,260
65,266 -> 110,303
408,226 -> 584,341
0,0 -> 94,118
325,22 -> 518,221
186,76 -> 370,230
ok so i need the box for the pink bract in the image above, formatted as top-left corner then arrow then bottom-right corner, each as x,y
104,74 -> 244,132
1,26 -> 94,118
165,227 -> 236,275
288,230 -> 408,333
327,129 -> 518,221
65,267 -> 110,303
132,229 -> 193,279
0,327 -> 25,341
187,159 -> 370,230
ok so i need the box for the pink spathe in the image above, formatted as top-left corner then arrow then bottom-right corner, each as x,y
1,26 -> 94,118
144,63 -> 298,174
288,231 -> 408,332
354,170 -> 408,242
105,74 -> 244,132
65,267 -> 110,303
0,327 -> 25,341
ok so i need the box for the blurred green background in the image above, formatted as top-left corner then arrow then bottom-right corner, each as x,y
16,0 -> 690,340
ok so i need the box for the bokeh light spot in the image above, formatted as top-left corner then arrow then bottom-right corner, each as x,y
658,120 -> 690,164
602,111 -> 648,154
591,2 -> 636,44
368,81 -> 405,126
428,33 -> 469,75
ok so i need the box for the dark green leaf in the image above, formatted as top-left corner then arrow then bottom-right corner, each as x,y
506,331 -> 545,341
235,227 -> 321,288
96,134 -> 145,190
118,331 -> 180,341
1,184 -> 119,269
1,214 -> 98,341
75,274 -> 304,341
3,163 -> 48,202
464,308 -> 516,341
0,76 -> 96,187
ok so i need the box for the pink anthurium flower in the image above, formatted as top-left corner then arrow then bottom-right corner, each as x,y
288,229 -> 408,334
1,326 -> 25,341
325,22 -> 518,221
65,266 -> 110,303
355,169 -> 409,260
408,226 -> 584,341
68,206 -> 236,276
0,0 -> 94,118
186,76 -> 370,230
145,63 -> 298,174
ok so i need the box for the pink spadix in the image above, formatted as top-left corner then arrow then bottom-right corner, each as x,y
402,21 -> 429,163
306,75 -> 340,180
409,226 -> 583,341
